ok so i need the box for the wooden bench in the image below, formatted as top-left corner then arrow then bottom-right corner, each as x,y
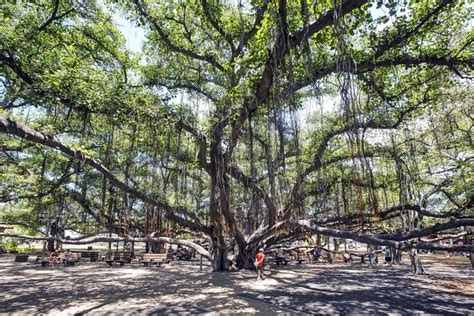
14,254 -> 29,262
140,253 -> 170,267
37,255 -> 59,266
35,253 -> 80,266
79,251 -> 99,262
63,253 -> 81,266
105,252 -> 132,266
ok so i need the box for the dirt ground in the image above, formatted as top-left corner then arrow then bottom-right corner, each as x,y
0,254 -> 472,315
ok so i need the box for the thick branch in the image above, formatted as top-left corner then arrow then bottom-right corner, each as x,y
1,50 -> 210,176
0,233 -> 211,260
228,0 -> 369,155
227,165 -> 278,222
379,218 -> 474,241
422,231 -> 470,243
284,55 -> 473,98
251,219 -> 474,252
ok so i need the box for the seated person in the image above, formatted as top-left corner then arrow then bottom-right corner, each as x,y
63,249 -> 72,265
48,251 -> 59,267
343,252 -> 352,263
104,249 -> 113,261
312,248 -> 321,261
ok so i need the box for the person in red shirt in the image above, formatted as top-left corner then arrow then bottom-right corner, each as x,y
255,248 -> 265,280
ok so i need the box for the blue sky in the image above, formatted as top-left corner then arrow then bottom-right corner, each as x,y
113,12 -> 145,53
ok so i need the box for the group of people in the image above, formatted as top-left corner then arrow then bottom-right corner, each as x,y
255,245 -> 395,280
367,246 -> 393,265
47,249 -> 73,267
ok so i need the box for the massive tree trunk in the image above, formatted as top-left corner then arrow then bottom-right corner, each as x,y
209,136 -> 229,271
47,222 -> 58,252
211,235 -> 229,271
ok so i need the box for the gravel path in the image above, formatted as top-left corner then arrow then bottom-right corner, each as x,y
0,254 -> 472,314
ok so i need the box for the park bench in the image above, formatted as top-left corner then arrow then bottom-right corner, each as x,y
79,251 -> 99,262
140,253 -> 170,267
14,254 -> 29,262
105,252 -> 132,266
37,255 -> 58,266
296,251 -> 311,264
35,252 -> 81,266
63,253 -> 81,266
310,251 -> 333,264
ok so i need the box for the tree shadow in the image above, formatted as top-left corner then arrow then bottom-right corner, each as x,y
0,256 -> 472,314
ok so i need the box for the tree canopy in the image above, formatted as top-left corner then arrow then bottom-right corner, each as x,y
1,0 -> 473,271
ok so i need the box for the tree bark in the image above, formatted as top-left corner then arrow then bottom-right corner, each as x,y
47,222 -> 57,252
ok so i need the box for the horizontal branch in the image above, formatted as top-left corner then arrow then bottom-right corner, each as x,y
379,218 -> 474,241
0,233 -> 211,260
156,81 -> 218,103
422,231 -> 469,243
0,222 -> 46,236
248,217 -> 474,252
289,220 -> 473,252
287,56 -> 468,99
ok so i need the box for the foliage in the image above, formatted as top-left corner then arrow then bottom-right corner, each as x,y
0,0 -> 472,269
3,239 -> 18,253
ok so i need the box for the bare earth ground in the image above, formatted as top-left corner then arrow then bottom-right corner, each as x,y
0,254 -> 472,315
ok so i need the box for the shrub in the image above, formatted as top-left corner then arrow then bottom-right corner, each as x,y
4,239 -> 18,253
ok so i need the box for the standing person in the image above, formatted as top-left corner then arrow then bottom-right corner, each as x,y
276,247 -> 285,267
312,247 -> 321,262
255,248 -> 266,280
384,247 -> 392,266
368,246 -> 376,265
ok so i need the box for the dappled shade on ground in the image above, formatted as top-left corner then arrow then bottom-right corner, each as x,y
0,254 -> 472,314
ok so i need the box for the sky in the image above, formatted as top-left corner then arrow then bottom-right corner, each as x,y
113,13 -> 146,54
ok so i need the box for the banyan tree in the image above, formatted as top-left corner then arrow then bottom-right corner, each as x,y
0,0 -> 472,272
